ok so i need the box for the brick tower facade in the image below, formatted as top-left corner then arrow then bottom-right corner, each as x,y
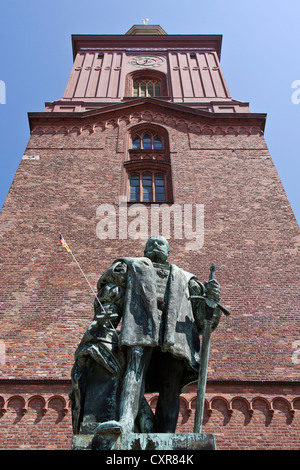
0,25 -> 299,450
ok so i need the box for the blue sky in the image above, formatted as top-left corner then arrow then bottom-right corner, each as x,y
0,0 -> 299,224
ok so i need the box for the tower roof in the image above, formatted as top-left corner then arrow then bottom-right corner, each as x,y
125,24 -> 167,35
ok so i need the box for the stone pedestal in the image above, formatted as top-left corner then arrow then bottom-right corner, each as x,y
72,432 -> 216,450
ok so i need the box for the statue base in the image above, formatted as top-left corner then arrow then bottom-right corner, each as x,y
72,432 -> 216,451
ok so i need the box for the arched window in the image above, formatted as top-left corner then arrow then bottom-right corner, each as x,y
133,79 -> 161,97
130,132 -> 164,151
143,134 -> 152,149
153,136 -> 162,150
132,137 -> 141,149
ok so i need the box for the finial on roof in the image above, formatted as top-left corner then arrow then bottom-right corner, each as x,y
142,19 -> 149,25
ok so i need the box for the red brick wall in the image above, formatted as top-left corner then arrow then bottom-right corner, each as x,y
0,103 -> 299,449
0,382 -> 73,450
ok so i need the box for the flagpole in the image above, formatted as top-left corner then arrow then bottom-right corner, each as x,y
59,233 -> 117,333
69,249 -> 104,310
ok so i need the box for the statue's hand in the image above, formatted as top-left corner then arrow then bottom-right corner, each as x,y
204,278 -> 221,303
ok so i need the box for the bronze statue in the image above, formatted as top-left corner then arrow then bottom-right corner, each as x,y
70,235 -> 224,437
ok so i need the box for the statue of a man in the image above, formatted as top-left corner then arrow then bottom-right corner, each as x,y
85,235 -> 221,434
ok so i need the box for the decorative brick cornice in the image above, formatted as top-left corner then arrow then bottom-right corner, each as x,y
1,391 -> 299,420
0,394 -> 71,416
28,97 -> 266,134
29,112 -> 264,137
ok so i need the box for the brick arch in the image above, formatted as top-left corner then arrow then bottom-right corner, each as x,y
272,397 -> 293,413
251,396 -> 273,413
251,397 -> 273,426
26,395 -> 47,414
231,396 -> 251,413
272,397 -> 294,424
210,395 -> 230,406
25,395 -> 47,424
190,396 -> 211,417
4,395 -> 27,423
292,397 -> 300,411
231,396 -> 252,425
209,396 -> 231,427
178,396 -> 192,426
47,395 -> 69,416
0,396 -> 5,416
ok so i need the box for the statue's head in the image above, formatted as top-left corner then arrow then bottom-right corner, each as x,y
144,235 -> 170,263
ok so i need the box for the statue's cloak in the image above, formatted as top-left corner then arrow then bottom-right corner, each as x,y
98,257 -> 201,390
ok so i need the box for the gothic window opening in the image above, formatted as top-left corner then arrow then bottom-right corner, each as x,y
143,134 -> 152,149
125,70 -> 168,98
132,136 -> 141,149
153,136 -> 163,150
133,80 -> 161,97
131,132 -> 163,151
124,125 -> 173,204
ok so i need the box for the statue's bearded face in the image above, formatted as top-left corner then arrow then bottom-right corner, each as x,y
144,236 -> 170,263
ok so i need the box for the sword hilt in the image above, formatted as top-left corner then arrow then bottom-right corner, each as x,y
209,263 -> 215,281
189,263 -> 231,316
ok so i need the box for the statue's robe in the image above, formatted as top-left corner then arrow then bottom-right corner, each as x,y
97,257 -> 202,391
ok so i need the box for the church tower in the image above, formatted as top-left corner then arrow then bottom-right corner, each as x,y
0,25 -> 299,450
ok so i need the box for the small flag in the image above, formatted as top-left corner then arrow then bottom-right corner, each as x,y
59,233 -> 70,252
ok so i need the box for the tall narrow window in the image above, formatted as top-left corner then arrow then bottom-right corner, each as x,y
143,134 -> 152,149
132,136 -> 141,149
130,174 -> 140,202
155,174 -> 165,202
133,82 -> 139,97
142,173 -> 153,202
140,82 -> 146,97
148,82 -> 154,96
153,136 -> 162,150
155,82 -> 161,96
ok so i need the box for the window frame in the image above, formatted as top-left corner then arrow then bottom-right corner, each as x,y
128,171 -> 167,203
123,124 -> 173,204
132,79 -> 162,98
130,132 -> 164,151
125,69 -> 168,99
